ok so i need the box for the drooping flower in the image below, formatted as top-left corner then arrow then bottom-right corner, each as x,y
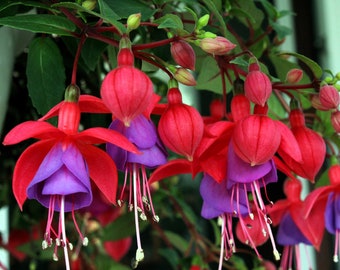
267,179 -> 315,269
100,39 -> 154,126
304,164 -> 340,262
3,85 -> 138,267
158,87 -> 204,161
200,173 -> 249,267
279,108 -> 326,182
226,143 -> 280,260
231,112 -> 302,166
106,113 -> 167,267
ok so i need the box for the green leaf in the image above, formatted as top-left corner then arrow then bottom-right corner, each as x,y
0,1 -> 51,13
155,14 -> 184,30
26,37 -> 66,115
163,230 -> 189,253
271,21 -> 292,40
0,14 -> 76,35
97,0 -> 126,34
230,0 -> 264,30
158,248 -> 179,269
94,254 -> 130,270
101,0 -> 155,21
101,211 -> 149,241
81,39 -> 108,71
277,51 -> 323,79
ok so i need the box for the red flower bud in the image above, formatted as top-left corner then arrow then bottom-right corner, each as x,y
158,88 -> 204,160
170,40 -> 196,70
285,68 -> 303,84
280,109 -> 326,182
310,94 -> 330,111
199,36 -> 236,55
231,94 -> 250,122
329,164 -> 340,185
117,47 -> 134,66
319,85 -> 340,110
232,115 -> 281,165
100,64 -> 153,126
174,68 -> 196,86
331,111 -> 340,133
244,70 -> 272,106
283,179 -> 302,203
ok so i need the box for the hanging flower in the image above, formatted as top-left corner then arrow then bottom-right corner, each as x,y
226,143 -> 280,261
100,41 -> 154,126
3,85 -> 138,266
279,108 -> 326,182
304,164 -> 340,262
200,173 -> 249,266
267,179 -> 316,269
106,113 -> 167,267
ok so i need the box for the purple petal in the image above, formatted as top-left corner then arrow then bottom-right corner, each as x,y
200,174 -> 249,219
227,143 -> 277,189
28,143 -> 64,184
127,115 -> 157,148
27,142 -> 92,211
107,116 -> 167,170
127,143 -> 168,168
106,142 -> 128,171
325,192 -> 340,234
277,213 -> 311,245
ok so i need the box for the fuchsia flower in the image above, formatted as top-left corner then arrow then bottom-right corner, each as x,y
200,173 -> 249,264
278,108 -> 326,182
3,85 -> 138,266
267,179 -> 315,270
304,164 -> 340,262
150,92 -> 234,184
100,45 -> 153,126
232,105 -> 302,166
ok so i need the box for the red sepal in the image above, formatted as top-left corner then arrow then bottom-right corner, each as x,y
276,120 -> 302,163
75,127 -> 139,154
3,121 -> 63,145
148,159 -> 192,184
12,140 -> 55,210
79,144 -> 118,205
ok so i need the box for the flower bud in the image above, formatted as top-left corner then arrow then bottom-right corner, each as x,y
173,68 -> 196,86
199,36 -> 236,55
197,14 -> 210,29
329,164 -> 340,185
331,111 -> 340,133
158,88 -> 204,160
285,68 -> 303,84
319,85 -> 340,110
82,0 -> 96,11
100,65 -> 153,126
170,40 -> 196,70
244,70 -> 272,106
310,94 -> 330,111
127,13 -> 141,32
